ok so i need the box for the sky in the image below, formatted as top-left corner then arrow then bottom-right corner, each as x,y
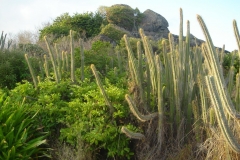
1,0 -> 240,51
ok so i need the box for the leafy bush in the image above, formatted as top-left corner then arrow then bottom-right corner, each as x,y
0,89 -> 48,159
75,40 -> 118,74
0,50 -> 32,89
39,12 -> 106,41
119,36 -> 142,56
100,24 -> 131,43
6,66 -> 132,159
106,4 -> 142,31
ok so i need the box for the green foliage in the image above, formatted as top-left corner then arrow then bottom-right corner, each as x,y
119,36 -> 142,55
59,75 -> 131,158
0,91 -> 48,159
0,50 -> 32,89
39,25 -> 70,41
106,5 -> 142,31
223,52 -> 240,73
6,64 -> 132,159
100,24 -> 130,43
39,12 -> 105,41
75,40 -> 117,74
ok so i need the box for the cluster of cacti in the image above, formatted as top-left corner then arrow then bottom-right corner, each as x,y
120,9 -> 203,148
197,15 -> 240,153
25,30 -> 85,86
108,8 -> 239,158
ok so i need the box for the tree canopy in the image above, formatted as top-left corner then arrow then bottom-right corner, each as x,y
39,12 -> 106,41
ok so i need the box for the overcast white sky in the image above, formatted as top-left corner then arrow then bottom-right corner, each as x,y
1,0 -> 240,51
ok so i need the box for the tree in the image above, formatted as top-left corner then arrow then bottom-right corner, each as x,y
39,11 -> 106,41
105,4 -> 142,31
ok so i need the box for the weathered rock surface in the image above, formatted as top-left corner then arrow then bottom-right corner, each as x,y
98,4 -> 225,50
139,9 -> 169,40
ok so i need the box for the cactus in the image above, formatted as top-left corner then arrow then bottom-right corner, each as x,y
25,54 -> 37,88
70,30 -> 75,83
198,14 -> 240,153
65,51 -> 69,72
125,94 -> 157,122
121,126 -> 145,140
79,38 -> 84,81
205,76 -> 240,153
91,64 -> 115,114
61,51 -> 66,72
54,43 -> 62,80
43,55 -> 50,78
197,15 -> 240,120
124,35 -> 145,106
44,36 -> 60,83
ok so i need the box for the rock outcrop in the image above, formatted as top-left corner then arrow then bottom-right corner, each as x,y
139,9 -> 169,40
98,4 -> 208,49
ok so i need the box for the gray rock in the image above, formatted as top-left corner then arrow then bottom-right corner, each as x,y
139,9 -> 169,40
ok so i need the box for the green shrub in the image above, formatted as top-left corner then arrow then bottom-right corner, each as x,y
0,90 -> 48,159
100,24 -> 130,43
0,50 -> 32,89
39,12 -> 105,41
106,5 -> 142,31
75,40 -> 118,74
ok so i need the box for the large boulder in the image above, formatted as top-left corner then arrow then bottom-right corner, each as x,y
139,9 -> 169,40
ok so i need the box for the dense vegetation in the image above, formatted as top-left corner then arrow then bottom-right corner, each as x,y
39,12 -> 106,41
0,6 -> 240,160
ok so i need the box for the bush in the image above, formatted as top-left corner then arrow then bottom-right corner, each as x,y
75,40 -> 118,74
100,24 -> 130,43
106,4 -> 142,31
39,12 -> 106,41
0,50 -> 32,89
0,89 -> 48,159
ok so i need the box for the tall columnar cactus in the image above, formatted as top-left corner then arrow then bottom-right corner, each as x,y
197,15 -> 240,120
44,36 -> 60,83
198,15 -> 240,153
79,38 -> 84,81
91,64 -> 115,114
233,20 -> 240,67
54,43 -> 62,80
139,29 -> 158,96
156,55 -> 164,145
124,35 -> 145,106
65,51 -> 69,72
43,55 -> 50,78
25,54 -> 37,88
233,20 -> 240,110
61,51 -> 65,72
70,30 -> 75,83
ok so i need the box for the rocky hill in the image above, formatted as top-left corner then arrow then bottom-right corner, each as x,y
100,4 -> 228,52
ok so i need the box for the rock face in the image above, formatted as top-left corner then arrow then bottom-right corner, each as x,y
139,9 -> 170,40
98,5 -> 207,48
